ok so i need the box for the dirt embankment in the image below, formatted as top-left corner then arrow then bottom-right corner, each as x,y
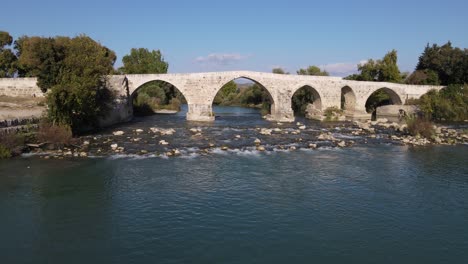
0,96 -> 46,121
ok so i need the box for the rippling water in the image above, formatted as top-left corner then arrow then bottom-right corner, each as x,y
0,107 -> 467,263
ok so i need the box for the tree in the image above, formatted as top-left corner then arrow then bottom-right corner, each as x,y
0,31 -> 13,47
37,35 -> 116,133
346,50 -> 402,83
406,69 -> 440,85
378,50 -> 402,82
214,81 -> 237,105
119,48 -> 184,114
417,84 -> 468,121
272,68 -> 287,74
119,48 -> 168,74
15,36 -> 69,90
415,42 -> 467,85
0,31 -> 17,77
297,66 -> 329,76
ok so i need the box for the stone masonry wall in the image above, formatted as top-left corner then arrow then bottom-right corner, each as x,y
0,78 -> 44,97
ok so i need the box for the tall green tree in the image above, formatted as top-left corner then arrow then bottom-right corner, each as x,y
15,36 -> 69,90
344,50 -> 403,113
414,42 -> 467,85
15,34 -> 117,133
47,35 -> 116,132
0,31 -> 17,77
119,48 -> 168,74
297,65 -> 329,76
345,50 -> 402,83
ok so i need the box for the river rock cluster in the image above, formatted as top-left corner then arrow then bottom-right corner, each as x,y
19,118 -> 468,159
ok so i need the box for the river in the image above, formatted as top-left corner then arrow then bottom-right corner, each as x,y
1,106 -> 467,263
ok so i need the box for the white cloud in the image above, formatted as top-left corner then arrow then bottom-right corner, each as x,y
195,53 -> 251,65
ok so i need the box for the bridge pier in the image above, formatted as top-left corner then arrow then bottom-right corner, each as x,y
346,102 -> 371,120
265,103 -> 295,122
186,104 -> 215,122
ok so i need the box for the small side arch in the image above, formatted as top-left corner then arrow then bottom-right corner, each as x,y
365,87 -> 403,118
341,86 -> 357,111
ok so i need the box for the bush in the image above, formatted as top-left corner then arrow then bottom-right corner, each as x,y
37,120 -> 73,148
418,84 -> 468,121
168,98 -> 181,111
324,107 -> 344,121
0,144 -> 11,159
0,133 -> 25,158
406,116 -> 435,139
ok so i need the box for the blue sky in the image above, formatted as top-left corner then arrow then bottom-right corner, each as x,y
1,0 -> 467,76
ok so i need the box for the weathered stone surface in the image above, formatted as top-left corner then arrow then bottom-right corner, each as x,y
376,105 -> 419,118
0,78 -> 44,97
1,72 -> 443,125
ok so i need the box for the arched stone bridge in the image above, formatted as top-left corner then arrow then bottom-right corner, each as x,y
108,71 -> 442,122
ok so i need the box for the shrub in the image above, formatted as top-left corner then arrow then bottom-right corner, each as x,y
168,98 -> 181,111
0,144 -> 11,159
418,84 -> 468,121
36,120 -> 73,148
0,133 -> 25,158
406,116 -> 435,139
324,107 -> 344,121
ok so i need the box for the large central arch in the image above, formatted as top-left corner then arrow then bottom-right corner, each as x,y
209,76 -> 276,119
130,79 -> 187,116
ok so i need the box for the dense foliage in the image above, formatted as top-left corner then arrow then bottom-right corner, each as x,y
406,115 -> 436,139
345,50 -> 403,83
213,81 -> 238,105
297,66 -> 329,76
14,34 -> 117,133
0,31 -> 17,78
212,81 -> 271,115
345,50 -> 406,113
412,42 -> 467,85
417,84 -> 468,121
272,68 -> 288,74
118,48 -> 184,115
119,48 -> 168,74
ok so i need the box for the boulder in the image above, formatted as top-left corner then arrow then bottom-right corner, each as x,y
113,131 -> 124,136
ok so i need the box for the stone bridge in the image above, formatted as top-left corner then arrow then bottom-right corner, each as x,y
108,71 -> 442,122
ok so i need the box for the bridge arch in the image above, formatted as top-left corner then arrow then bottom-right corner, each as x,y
130,79 -> 187,115
211,76 -> 276,116
341,86 -> 356,111
365,87 -> 403,115
290,85 -> 323,117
